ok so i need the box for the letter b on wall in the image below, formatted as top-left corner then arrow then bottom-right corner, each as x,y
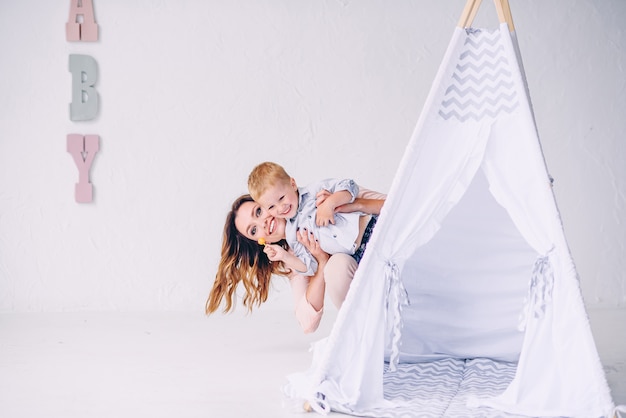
69,54 -> 99,121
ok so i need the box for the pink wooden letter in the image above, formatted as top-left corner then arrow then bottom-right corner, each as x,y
67,134 -> 100,203
66,0 -> 99,41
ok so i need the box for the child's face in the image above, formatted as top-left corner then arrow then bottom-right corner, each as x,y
257,178 -> 299,219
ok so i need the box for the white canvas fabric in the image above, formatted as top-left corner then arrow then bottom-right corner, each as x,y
284,23 -> 615,417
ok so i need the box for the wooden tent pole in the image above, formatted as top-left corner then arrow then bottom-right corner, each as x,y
457,0 -> 482,28
458,0 -> 515,32
500,0 -> 516,32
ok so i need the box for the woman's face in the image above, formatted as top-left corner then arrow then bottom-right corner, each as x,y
234,200 -> 286,243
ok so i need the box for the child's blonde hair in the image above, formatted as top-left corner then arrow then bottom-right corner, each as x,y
248,161 -> 292,201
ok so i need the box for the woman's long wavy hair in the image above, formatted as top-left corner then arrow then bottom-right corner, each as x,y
205,194 -> 289,314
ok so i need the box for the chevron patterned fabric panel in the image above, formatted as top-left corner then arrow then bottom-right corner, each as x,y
438,28 -> 520,122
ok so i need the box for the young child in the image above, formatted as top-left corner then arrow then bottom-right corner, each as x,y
248,161 -> 373,276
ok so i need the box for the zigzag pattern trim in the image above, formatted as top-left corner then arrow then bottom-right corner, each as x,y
438,28 -> 519,122
346,358 -> 521,418
329,358 -> 521,417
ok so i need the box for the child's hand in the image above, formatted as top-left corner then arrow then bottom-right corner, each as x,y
315,189 -> 331,207
263,243 -> 287,263
315,200 -> 336,226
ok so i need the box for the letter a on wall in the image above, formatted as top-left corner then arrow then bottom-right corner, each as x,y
67,134 -> 100,203
69,54 -> 99,121
66,0 -> 98,41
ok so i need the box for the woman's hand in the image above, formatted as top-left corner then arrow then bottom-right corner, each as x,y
297,228 -> 329,312
297,228 -> 328,313
297,228 -> 330,265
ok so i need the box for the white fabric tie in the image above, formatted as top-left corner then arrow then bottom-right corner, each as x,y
385,260 -> 410,371
518,247 -> 554,331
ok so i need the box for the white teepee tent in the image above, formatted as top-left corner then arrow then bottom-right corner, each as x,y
284,1 -> 616,417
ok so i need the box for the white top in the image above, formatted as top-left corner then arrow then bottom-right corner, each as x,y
286,178 -> 360,276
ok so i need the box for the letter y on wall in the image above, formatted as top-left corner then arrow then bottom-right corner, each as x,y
67,134 -> 100,203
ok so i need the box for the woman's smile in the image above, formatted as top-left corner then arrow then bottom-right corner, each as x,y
267,217 -> 276,234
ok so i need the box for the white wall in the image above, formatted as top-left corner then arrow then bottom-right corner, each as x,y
0,0 -> 624,312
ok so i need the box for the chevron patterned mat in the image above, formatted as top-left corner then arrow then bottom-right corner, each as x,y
331,358 -> 532,417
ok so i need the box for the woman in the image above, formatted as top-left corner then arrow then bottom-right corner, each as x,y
206,190 -> 385,333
